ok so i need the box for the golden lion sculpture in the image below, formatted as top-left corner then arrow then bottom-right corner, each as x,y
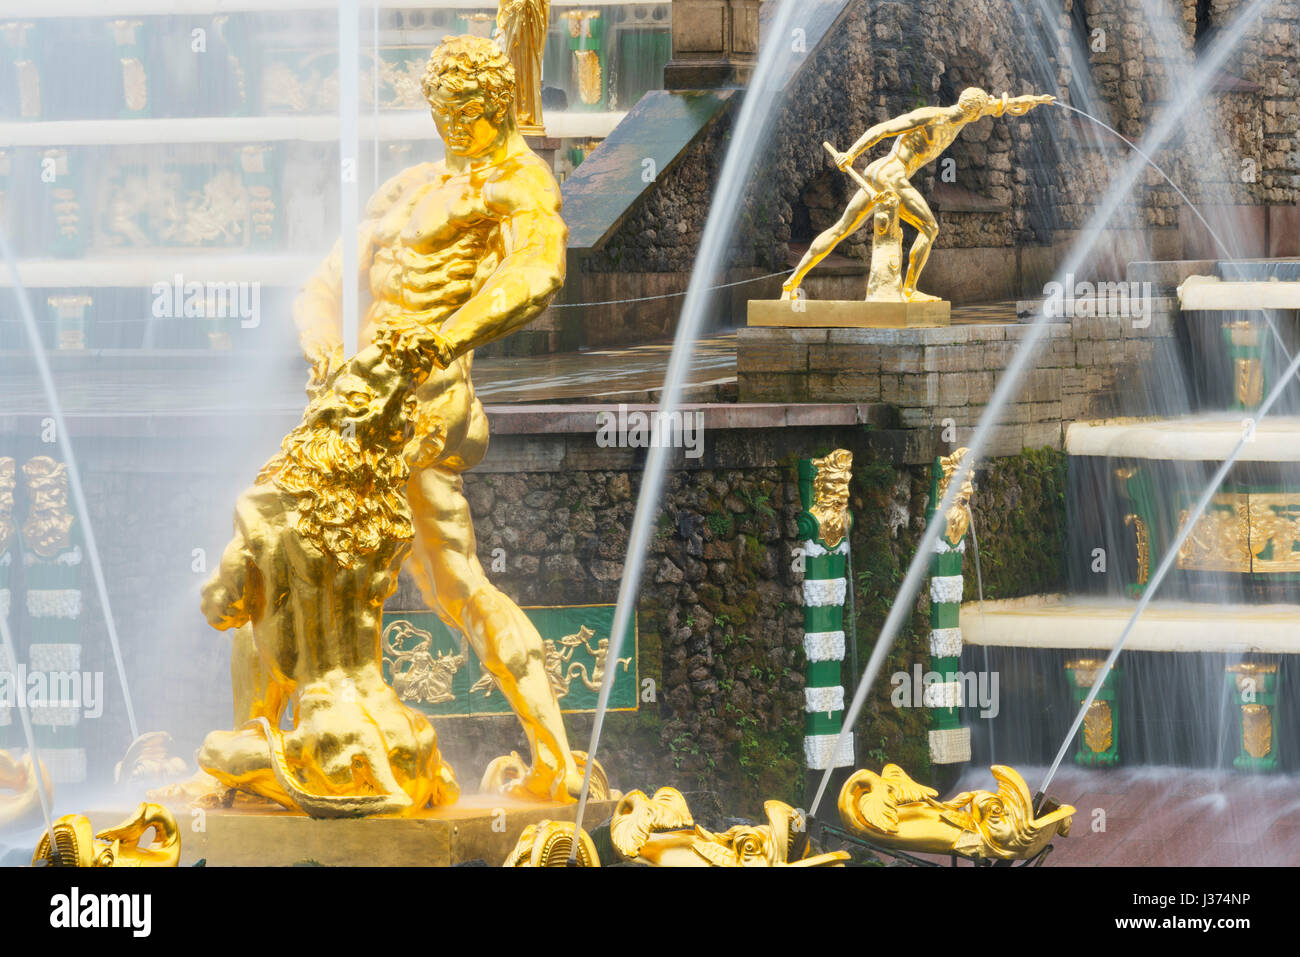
194,330 -> 459,817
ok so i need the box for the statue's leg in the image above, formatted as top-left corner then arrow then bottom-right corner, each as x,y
782,187 -> 878,300
896,183 -> 941,301
407,463 -> 580,801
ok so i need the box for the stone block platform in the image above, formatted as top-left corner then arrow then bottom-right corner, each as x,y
738,298 -> 1179,463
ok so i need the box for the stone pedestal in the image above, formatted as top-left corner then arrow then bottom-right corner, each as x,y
91,796 -> 619,867
662,0 -> 759,89
747,298 -> 951,329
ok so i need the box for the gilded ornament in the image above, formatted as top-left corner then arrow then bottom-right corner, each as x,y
808,449 -> 853,548
1248,494 -> 1300,572
496,0 -> 549,134
481,750 -> 611,801
120,57 -> 148,112
21,456 -> 74,559
1176,494 -> 1251,572
503,819 -> 600,866
1082,701 -> 1112,754
383,620 -> 465,704
1241,703 -> 1271,759
936,447 -> 974,544
33,803 -> 180,867
1123,513 -> 1150,585
838,763 -> 1073,861
610,786 -> 849,866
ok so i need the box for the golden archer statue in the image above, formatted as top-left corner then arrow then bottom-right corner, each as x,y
782,88 -> 1053,303
289,35 -> 582,804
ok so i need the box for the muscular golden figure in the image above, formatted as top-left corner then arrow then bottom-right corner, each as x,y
292,35 -> 580,803
783,88 -> 1053,302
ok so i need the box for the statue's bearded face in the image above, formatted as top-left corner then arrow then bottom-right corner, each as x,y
430,85 -> 504,157
304,347 -> 414,452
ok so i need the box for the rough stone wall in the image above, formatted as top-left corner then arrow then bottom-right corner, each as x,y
584,0 -> 1298,273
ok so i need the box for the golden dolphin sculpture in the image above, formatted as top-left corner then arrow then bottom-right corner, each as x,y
0,750 -> 52,831
611,786 -> 848,867
503,820 -> 601,866
33,803 -> 180,867
838,764 -> 1073,861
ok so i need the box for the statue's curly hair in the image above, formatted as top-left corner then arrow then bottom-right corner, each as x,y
421,35 -> 515,115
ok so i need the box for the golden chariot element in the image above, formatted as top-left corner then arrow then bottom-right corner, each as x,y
33,803 -> 180,867
838,764 -> 1073,862
0,750 -> 52,831
609,786 -> 849,866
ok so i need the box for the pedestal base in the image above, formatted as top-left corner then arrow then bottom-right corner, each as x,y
748,299 -> 951,329
90,796 -> 618,867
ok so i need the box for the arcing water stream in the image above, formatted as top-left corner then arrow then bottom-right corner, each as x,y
568,0 -> 823,853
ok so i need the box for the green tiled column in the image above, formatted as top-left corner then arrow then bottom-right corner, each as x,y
926,450 -> 971,766
796,451 -> 855,771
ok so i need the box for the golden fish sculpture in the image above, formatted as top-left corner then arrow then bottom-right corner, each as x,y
32,803 -> 180,867
0,750 -> 52,831
838,764 -> 1073,861
611,786 -> 849,867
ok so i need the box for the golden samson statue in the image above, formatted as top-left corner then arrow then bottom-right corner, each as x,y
783,88 -> 1053,303
190,35 -> 583,816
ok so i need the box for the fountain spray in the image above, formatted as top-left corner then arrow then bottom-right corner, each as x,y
568,0 -> 814,857
0,228 -> 139,741
1038,341 -> 1300,804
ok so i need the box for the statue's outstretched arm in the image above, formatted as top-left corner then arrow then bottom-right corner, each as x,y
435,163 -> 566,361
843,108 -> 936,164
999,93 -> 1054,117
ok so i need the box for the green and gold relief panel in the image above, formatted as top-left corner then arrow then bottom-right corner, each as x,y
1175,489 -> 1300,576
381,604 -> 638,718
